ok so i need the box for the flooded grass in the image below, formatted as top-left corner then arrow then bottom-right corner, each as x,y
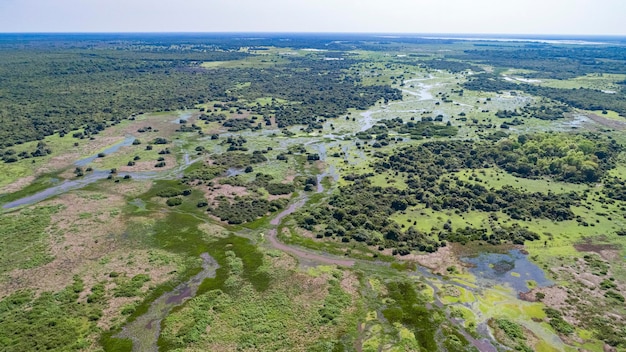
0,173 -> 64,205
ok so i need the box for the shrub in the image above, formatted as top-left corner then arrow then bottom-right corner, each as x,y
166,197 -> 183,206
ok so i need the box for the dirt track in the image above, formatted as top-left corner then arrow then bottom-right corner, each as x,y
265,197 -> 355,267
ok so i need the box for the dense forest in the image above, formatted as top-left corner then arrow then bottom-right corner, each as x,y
0,40 -> 400,149
297,132 -> 619,252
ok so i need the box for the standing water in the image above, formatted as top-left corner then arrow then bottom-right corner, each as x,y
115,253 -> 218,352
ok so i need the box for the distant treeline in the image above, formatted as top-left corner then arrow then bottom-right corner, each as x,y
457,46 -> 626,79
463,74 -> 626,116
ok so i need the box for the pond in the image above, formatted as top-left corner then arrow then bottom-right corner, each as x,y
461,249 -> 552,292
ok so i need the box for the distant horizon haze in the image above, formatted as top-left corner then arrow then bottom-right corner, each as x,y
0,0 -> 624,35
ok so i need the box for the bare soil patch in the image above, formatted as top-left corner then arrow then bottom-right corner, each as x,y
204,183 -> 250,205
118,154 -> 177,172
585,113 -> 626,130
109,113 -> 190,138
394,245 -> 465,275
0,175 -> 36,194
574,242 -> 621,261
1,190 -> 168,301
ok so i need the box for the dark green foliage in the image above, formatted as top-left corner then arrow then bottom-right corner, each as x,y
421,59 -> 483,73
543,308 -> 574,335
296,178 -> 441,252
209,197 -> 286,224
211,151 -> 267,169
166,197 -> 183,206
518,103 -> 571,120
113,274 -> 151,298
223,118 -> 254,131
183,164 -> 226,182
604,290 -> 625,302
600,279 -> 617,290
156,188 -> 185,198
296,133 -> 614,250
318,277 -> 351,325
603,177 -> 626,201
0,35 -> 403,149
244,57 -> 402,127
357,118 -> 457,140
382,280 -> 440,351
2,141 -> 52,163
265,183 -> 295,195
0,277 -> 101,351
459,46 -> 626,80
589,316 -> 626,347
380,134 -> 620,184
441,224 -> 540,246
496,318 -> 525,340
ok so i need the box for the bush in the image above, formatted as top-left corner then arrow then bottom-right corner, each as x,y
166,197 -> 183,206
157,188 -> 182,198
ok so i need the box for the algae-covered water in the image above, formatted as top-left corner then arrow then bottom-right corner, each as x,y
461,249 -> 552,292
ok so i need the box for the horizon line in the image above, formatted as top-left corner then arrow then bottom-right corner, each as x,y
1,31 -> 625,37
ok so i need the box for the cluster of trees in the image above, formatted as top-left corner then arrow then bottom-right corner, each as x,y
2,141 -> 52,163
458,46 -> 626,80
296,178 -> 442,253
355,117 -> 457,142
296,175 -> 563,253
218,135 -> 248,151
420,59 -> 483,73
603,176 -> 626,201
464,74 -> 626,116
209,196 -> 288,224
380,133 -> 620,184
232,57 -> 402,127
0,46 -> 248,149
296,132 -> 621,253
210,151 -> 268,169
517,102 -> 572,120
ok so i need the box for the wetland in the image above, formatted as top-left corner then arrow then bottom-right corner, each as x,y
1,33 -> 626,352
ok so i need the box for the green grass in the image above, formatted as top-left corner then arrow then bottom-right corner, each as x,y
537,74 -> 626,90
453,168 -> 589,194
0,173 -> 64,205
200,55 -> 288,69
89,143 -> 165,170
0,277 -> 102,352
0,205 -> 61,274
369,171 -> 408,190
0,131 -> 85,188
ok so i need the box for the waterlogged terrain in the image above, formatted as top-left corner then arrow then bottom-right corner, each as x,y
1,34 -> 626,352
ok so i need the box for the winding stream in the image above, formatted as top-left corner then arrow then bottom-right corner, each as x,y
115,253 -> 219,352
2,150 -> 195,210
2,75 -> 557,350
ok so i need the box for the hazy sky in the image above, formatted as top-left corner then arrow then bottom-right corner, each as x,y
0,0 -> 624,35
